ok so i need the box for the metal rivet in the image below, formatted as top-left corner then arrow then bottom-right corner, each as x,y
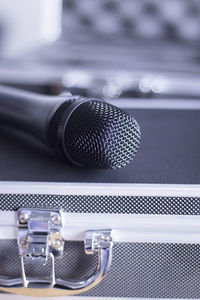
51,214 -> 61,225
19,211 -> 29,224
52,239 -> 62,249
101,235 -> 110,242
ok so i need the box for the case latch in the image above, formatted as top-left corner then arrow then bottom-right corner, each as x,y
0,208 -> 114,295
17,208 -> 64,288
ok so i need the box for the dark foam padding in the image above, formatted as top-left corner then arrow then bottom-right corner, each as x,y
63,0 -> 200,42
0,107 -> 199,184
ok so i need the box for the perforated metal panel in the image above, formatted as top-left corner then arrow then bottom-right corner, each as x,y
0,240 -> 200,298
0,193 -> 200,214
0,240 -> 97,281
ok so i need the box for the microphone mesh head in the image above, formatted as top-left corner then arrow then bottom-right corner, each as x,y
65,100 -> 141,169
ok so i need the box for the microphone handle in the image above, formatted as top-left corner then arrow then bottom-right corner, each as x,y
0,85 -> 67,142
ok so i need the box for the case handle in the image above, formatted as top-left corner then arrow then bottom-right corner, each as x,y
0,208 -> 113,297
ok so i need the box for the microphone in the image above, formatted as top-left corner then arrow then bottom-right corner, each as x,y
0,85 -> 141,169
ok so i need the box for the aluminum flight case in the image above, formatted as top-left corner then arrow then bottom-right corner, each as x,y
0,97 -> 200,299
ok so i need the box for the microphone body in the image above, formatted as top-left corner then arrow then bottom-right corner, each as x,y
0,85 -> 69,143
0,85 -> 141,169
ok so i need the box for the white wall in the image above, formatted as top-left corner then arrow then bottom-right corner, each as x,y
0,0 -> 62,58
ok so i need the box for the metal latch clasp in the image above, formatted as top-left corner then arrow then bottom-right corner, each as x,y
13,208 -> 113,295
18,208 -> 64,288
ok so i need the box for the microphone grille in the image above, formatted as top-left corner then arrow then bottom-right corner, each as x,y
65,100 -> 141,169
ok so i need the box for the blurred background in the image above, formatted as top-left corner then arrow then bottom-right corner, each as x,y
1,0 -> 200,99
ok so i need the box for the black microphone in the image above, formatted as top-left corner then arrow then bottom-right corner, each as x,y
0,85 -> 141,169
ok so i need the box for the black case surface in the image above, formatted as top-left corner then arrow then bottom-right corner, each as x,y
0,105 -> 200,184
0,100 -> 200,299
